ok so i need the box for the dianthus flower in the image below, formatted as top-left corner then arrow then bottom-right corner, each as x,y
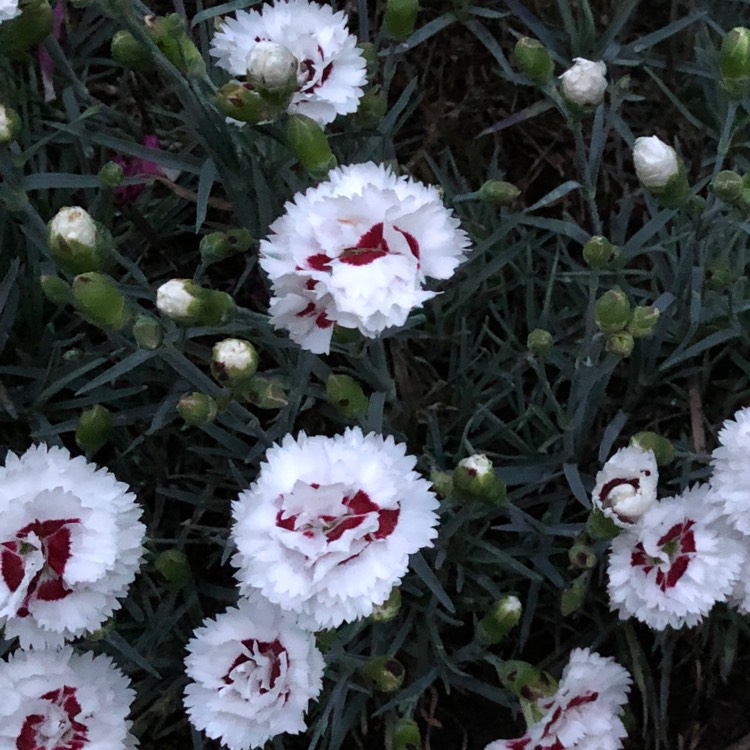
0,0 -> 19,23
231,427 -> 440,628
210,0 -> 366,125
0,444 -> 145,648
607,484 -> 744,630
260,161 -> 471,354
184,597 -> 324,750
0,647 -> 137,749
485,648 -> 631,750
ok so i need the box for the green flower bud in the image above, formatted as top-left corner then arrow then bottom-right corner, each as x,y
628,305 -> 659,338
355,88 -> 388,127
111,30 -> 155,72
156,279 -> 235,327
429,469 -> 453,500
225,228 -> 254,253
712,170 -> 744,204
215,81 -> 283,124
453,454 -> 507,504
389,718 -> 421,750
582,235 -> 618,268
0,104 -> 21,144
48,207 -> 113,275
145,13 -> 206,77
0,0 -> 54,60
362,656 -> 405,692
72,272 -> 130,329
326,374 -> 368,417
720,27 -> 750,98
358,42 -> 379,79
286,114 -> 337,178
514,37 -> 554,84
75,404 -> 113,454
561,572 -> 588,616
568,542 -> 596,570
154,549 -> 191,587
98,161 -> 124,188
370,587 -> 401,622
244,376 -> 288,409
478,180 -> 521,206
40,274 -> 73,306
494,660 -> 557,703
177,392 -> 218,426
476,594 -> 522,645
527,327 -> 553,356
630,431 -> 674,466
707,263 -> 736,290
586,508 -> 621,541
595,289 -> 631,334
211,338 -> 259,385
605,331 -> 635,357
199,232 -> 231,264
384,0 -> 419,40
199,289 -> 236,327
132,314 -> 163,350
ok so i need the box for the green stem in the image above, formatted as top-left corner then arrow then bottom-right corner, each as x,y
714,100 -> 738,177
573,123 -> 602,236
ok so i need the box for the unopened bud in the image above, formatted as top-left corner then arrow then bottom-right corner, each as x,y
286,114 -> 337,178
630,431 -> 674,466
362,656 -> 405,692
177,392 -> 218,426
75,404 -> 113,454
495,660 -> 557,703
561,572 -> 589,616
0,104 -> 21,143
595,289 -> 631,333
111,30 -> 155,72
515,37 -> 554,84
606,331 -> 635,357
211,338 -> 259,384
720,27 -> 750,98
383,0 -> 419,40
156,279 -> 235,327
453,454 -> 507,504
390,718 -> 421,750
48,206 -> 112,275
40,275 -> 72,305
326,374 -> 368,417
478,179 -> 520,206
559,58 -> 607,107
246,41 -> 298,100
628,305 -> 659,338
132,314 -> 163,350
215,81 -> 282,124
145,13 -> 206,77
0,0 -> 54,60
527,327 -> 552,356
582,235 -> 618,268
585,508 -> 621,541
72,272 -> 130,329
712,170 -> 744,204
430,469 -> 453,500
476,595 -> 522,644
154,549 -> 191,587
370,587 -> 401,622
633,136 -> 691,208
707,263 -> 736,290
568,542 -> 596,570
245,376 -> 288,409
98,161 -> 124,188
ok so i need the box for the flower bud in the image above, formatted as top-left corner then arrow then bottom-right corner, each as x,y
154,549 -> 191,587
526,327 -> 553,356
72,272 -> 130,329
707,263 -> 735,290
383,0 -> 419,41
478,179 -> 521,206
246,41 -> 298,100
559,58 -> 607,107
211,338 -> 259,385
0,103 -> 21,144
585,508 -> 620,541
244,376 -> 288,409
514,37 -> 554,84
75,404 -> 113,454
476,595 -> 522,645
286,114 -> 337,178
720,27 -> 750,98
633,135 -> 691,208
430,469 -> 453,500
390,718 -> 420,750
177,392 -> 218,426
326,373 -> 368,417
98,161 -> 124,188
111,30 -> 155,72
145,13 -> 206,77
629,431 -> 674,466
132,314 -> 163,350
568,541 -> 596,570
711,170 -> 744,204
560,572 -> 588,616
595,289 -> 631,334
48,206 -> 112,275
605,331 -> 635,357
355,88 -> 388,127
0,0 -> 53,60
215,81 -> 282,124
362,656 -> 405,692
592,445 -> 658,526
582,235 -> 618,268
156,279 -> 235,327
453,454 -> 507,504
495,660 -> 557,703
40,274 -> 72,305
370,587 -> 401,622
628,305 -> 659,338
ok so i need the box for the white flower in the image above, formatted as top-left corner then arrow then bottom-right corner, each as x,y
184,597 -> 324,750
156,279 -> 198,321
0,647 -> 137,749
633,136 -> 680,189
210,0 -> 366,125
591,445 -> 658,526
247,41 -> 299,92
49,207 -> 97,249
0,444 -> 145,648
231,427 -> 440,628
260,162 -> 471,354
0,104 -> 17,142
485,648 -> 631,750
607,484 -> 744,630
559,58 -> 607,106
212,338 -> 258,378
0,0 -> 19,23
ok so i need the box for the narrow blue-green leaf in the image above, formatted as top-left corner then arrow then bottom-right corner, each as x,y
105,632 -> 161,678
410,553 -> 455,612
195,159 -> 218,232
464,19 -> 523,82
659,328 -> 739,372
75,350 -> 158,395
626,12 -> 706,53
526,180 -> 581,212
191,0 -> 261,26
378,77 -> 418,137
380,13 -> 455,54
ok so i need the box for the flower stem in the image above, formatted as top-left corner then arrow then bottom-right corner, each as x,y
573,123 -> 602,236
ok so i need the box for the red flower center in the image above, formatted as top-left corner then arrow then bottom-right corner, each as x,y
630,519 -> 696,591
222,638 -> 287,696
1,518 -> 79,617
17,685 -> 89,750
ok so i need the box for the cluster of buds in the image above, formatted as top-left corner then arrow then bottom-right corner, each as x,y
199,227 -> 253,265
582,235 -> 619,268
595,288 -> 659,357
155,279 -> 235,327
633,135 -> 691,209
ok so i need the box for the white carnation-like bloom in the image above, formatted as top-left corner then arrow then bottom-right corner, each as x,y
231,427 -> 440,628
559,58 -> 607,106
184,597 -> 324,750
156,279 -> 197,320
0,647 -> 137,749
633,136 -> 680,189
709,404 -> 750,534
213,338 -> 257,372
485,648 -> 631,750
49,207 -> 97,249
591,445 -> 658,526
260,162 -> 471,354
607,484 -> 744,630
0,444 -> 145,648
210,0 -> 366,125
0,0 -> 19,23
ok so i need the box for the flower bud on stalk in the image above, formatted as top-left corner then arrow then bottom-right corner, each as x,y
75,404 -> 113,454
720,27 -> 750,98
633,135 -> 691,209
177,392 -> 218,426
527,327 -> 553,357
72,272 -> 130,330
200,228 -> 254,265
478,179 -> 521,206
355,88 -> 387,128
605,331 -> 635,357
244,376 -> 288,409
476,595 -> 522,645
154,549 -> 191,588
144,13 -> 206,77
369,587 -> 401,622
568,541 -> 596,570
0,0 -> 53,60
215,80 -> 282,124
595,289 -> 631,334
628,305 -> 659,338
453,454 -> 507,504
211,338 -> 259,385
48,206 -> 113,275
383,0 -> 419,40
630,431 -> 674,466
285,114 -> 337,178
155,279 -> 235,327
495,660 -> 557,705
712,170 -> 744,205
389,718 -> 421,750
326,373 -> 368,417
40,274 -> 72,305
132,314 -> 163,350
98,161 -> 124,188
430,469 -> 454,500
362,656 -> 405,692
560,572 -> 588,616
582,235 -> 618,268
246,41 -> 298,104
515,37 -> 554,84
0,104 -> 21,144
559,58 -> 607,107
111,30 -> 155,72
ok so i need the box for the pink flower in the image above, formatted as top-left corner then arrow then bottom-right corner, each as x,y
112,136 -> 168,203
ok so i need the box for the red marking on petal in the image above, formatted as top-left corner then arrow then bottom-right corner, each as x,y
394,225 -> 420,260
339,248 -> 388,266
373,508 -> 400,540
44,525 -> 73,577
315,311 -> 333,329
310,482 -> 320,489
275,511 -> 297,531
656,521 -> 685,548
681,522 -> 696,553
1,545 -> 24,592
16,715 -> 43,750
630,544 -> 648,568
305,279 -> 317,290
296,301 -> 317,318
599,477 -> 639,506
507,739 -> 531,750
222,639 -> 286,694
325,515 -> 364,542
344,490 -> 378,515
35,577 -> 72,602
661,554 -> 691,591
307,253 -> 332,272
566,691 -> 598,709
541,706 -> 563,737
